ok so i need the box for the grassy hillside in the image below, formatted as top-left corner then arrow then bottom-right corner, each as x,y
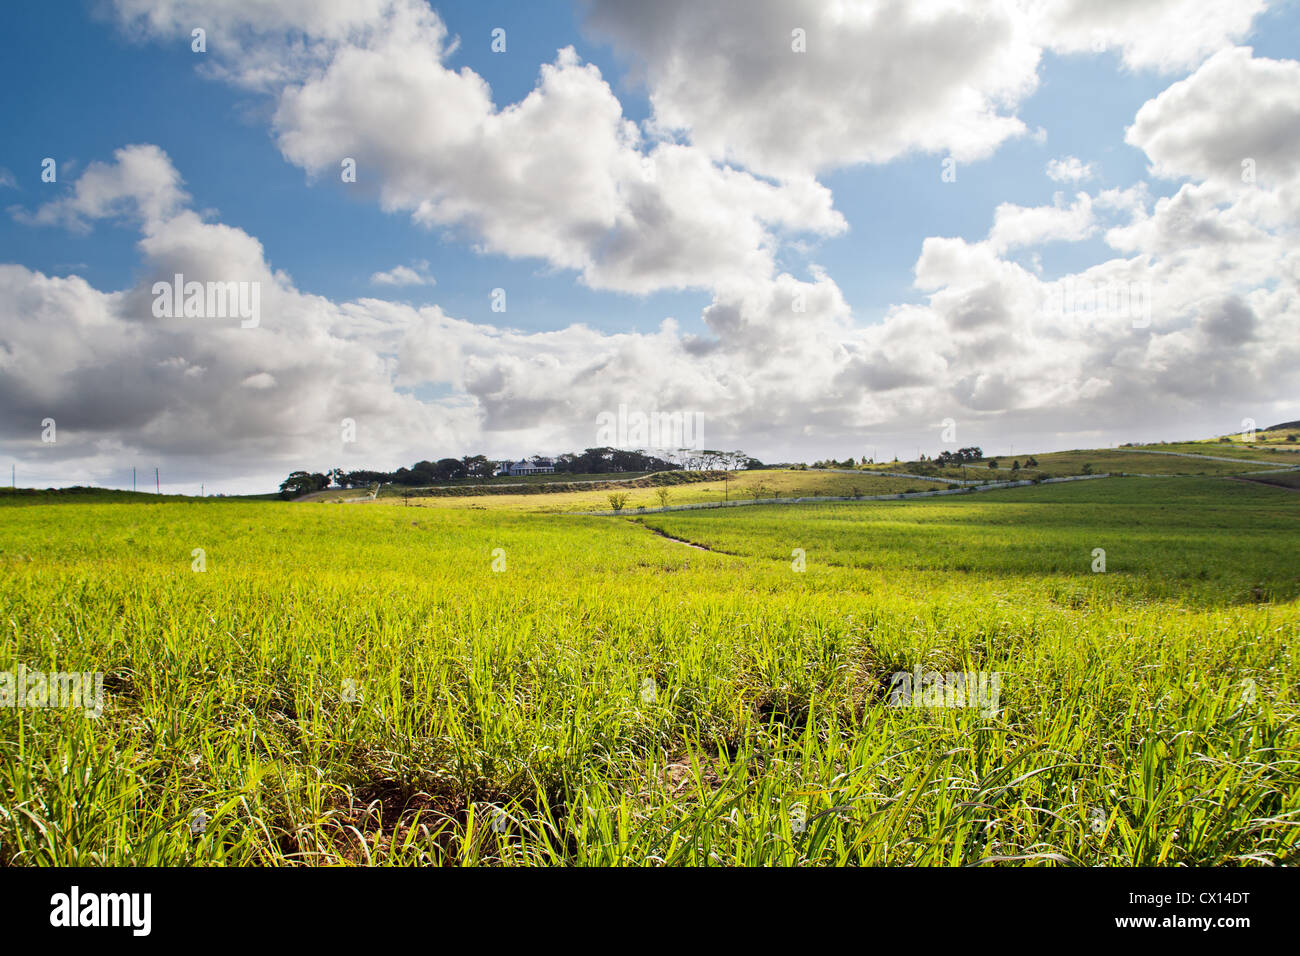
293,430 -> 1300,506
1129,440 -> 1300,463
1218,424 -> 1300,448
395,469 -> 932,513
859,447 -> 1298,481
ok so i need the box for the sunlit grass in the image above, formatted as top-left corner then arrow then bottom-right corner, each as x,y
1,476 -> 1297,865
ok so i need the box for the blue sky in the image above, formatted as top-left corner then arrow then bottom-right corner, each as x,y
1,0 -> 698,334
1,1 -> 1298,492
10,2 -> 1291,326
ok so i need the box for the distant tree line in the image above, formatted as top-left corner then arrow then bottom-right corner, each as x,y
934,446 -> 984,466
278,447 -> 760,497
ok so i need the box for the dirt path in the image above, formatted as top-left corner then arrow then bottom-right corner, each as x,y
640,523 -> 726,553
1230,476 -> 1300,493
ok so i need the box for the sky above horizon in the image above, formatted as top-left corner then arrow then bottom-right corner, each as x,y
1,0 -> 1298,493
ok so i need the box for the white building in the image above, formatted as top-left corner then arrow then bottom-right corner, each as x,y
502,458 -> 555,476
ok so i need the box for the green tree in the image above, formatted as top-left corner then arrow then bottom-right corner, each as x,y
433,458 -> 464,480
278,471 -> 329,499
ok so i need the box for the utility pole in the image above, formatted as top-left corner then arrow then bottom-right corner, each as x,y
133,467 -> 136,492
155,467 -> 160,495
11,464 -> 14,491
